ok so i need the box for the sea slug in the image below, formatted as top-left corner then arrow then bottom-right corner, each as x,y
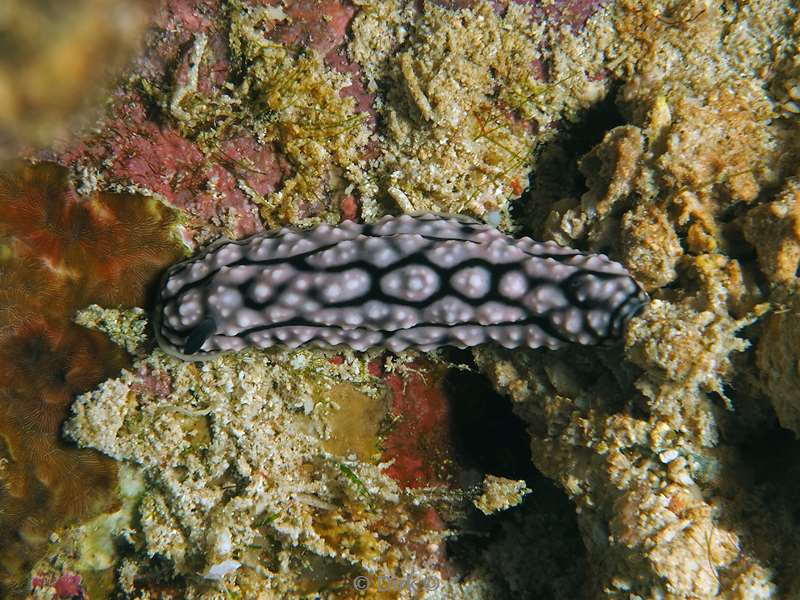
154,214 -> 648,360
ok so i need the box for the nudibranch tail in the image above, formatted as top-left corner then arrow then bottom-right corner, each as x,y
154,214 -> 648,360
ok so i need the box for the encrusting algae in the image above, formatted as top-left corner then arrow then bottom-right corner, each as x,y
65,309 -> 461,597
3,0 -> 800,598
155,1 -> 373,229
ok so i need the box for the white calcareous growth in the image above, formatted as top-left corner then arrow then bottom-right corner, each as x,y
154,214 -> 648,360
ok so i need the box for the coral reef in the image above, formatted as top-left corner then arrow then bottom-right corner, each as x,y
472,0 -> 800,596
6,0 -> 800,598
56,0 -> 615,240
57,0 -> 370,243
66,312 -> 467,597
0,161 -> 183,595
349,1 -> 608,225
165,1 -> 372,228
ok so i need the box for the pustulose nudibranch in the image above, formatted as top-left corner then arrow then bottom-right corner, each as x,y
154,214 -> 648,360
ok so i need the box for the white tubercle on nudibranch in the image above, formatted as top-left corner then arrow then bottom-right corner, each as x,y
154,214 -> 649,360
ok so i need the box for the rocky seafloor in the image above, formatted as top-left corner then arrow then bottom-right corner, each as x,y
1,0 -> 799,598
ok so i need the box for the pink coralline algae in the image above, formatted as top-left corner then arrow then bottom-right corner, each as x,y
268,0 -> 356,57
379,361 -> 458,488
60,102 -> 285,240
53,574 -> 83,599
31,572 -> 84,599
521,0 -> 606,28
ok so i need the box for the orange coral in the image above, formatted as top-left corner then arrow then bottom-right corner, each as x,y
0,162 -> 182,308
0,161 -> 183,594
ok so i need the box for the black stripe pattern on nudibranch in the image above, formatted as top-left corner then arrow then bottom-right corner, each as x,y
154,214 -> 648,360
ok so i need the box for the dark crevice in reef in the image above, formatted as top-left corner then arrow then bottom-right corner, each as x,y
716,422 -> 800,597
445,489 -> 589,600
562,88 -> 627,177
445,354 -> 538,485
517,88 -> 626,233
442,353 -> 588,599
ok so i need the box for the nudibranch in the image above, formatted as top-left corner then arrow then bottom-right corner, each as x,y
154,214 -> 648,360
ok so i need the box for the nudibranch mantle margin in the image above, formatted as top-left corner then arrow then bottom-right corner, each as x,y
154,214 -> 648,360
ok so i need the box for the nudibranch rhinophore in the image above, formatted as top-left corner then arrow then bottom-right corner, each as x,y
154,214 -> 648,360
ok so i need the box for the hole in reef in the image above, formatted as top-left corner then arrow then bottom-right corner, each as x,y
445,483 -> 589,599
442,350 -> 588,598
514,88 -> 626,231
444,350 -> 537,485
719,422 -> 800,594
735,422 -> 800,491
561,87 -> 627,167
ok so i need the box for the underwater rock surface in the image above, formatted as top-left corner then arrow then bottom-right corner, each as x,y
0,0 -> 797,598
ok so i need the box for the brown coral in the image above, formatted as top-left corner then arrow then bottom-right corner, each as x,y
0,161 -> 183,595
0,162 -> 183,308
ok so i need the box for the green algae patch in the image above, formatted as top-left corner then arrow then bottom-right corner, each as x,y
162,2 -> 372,229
